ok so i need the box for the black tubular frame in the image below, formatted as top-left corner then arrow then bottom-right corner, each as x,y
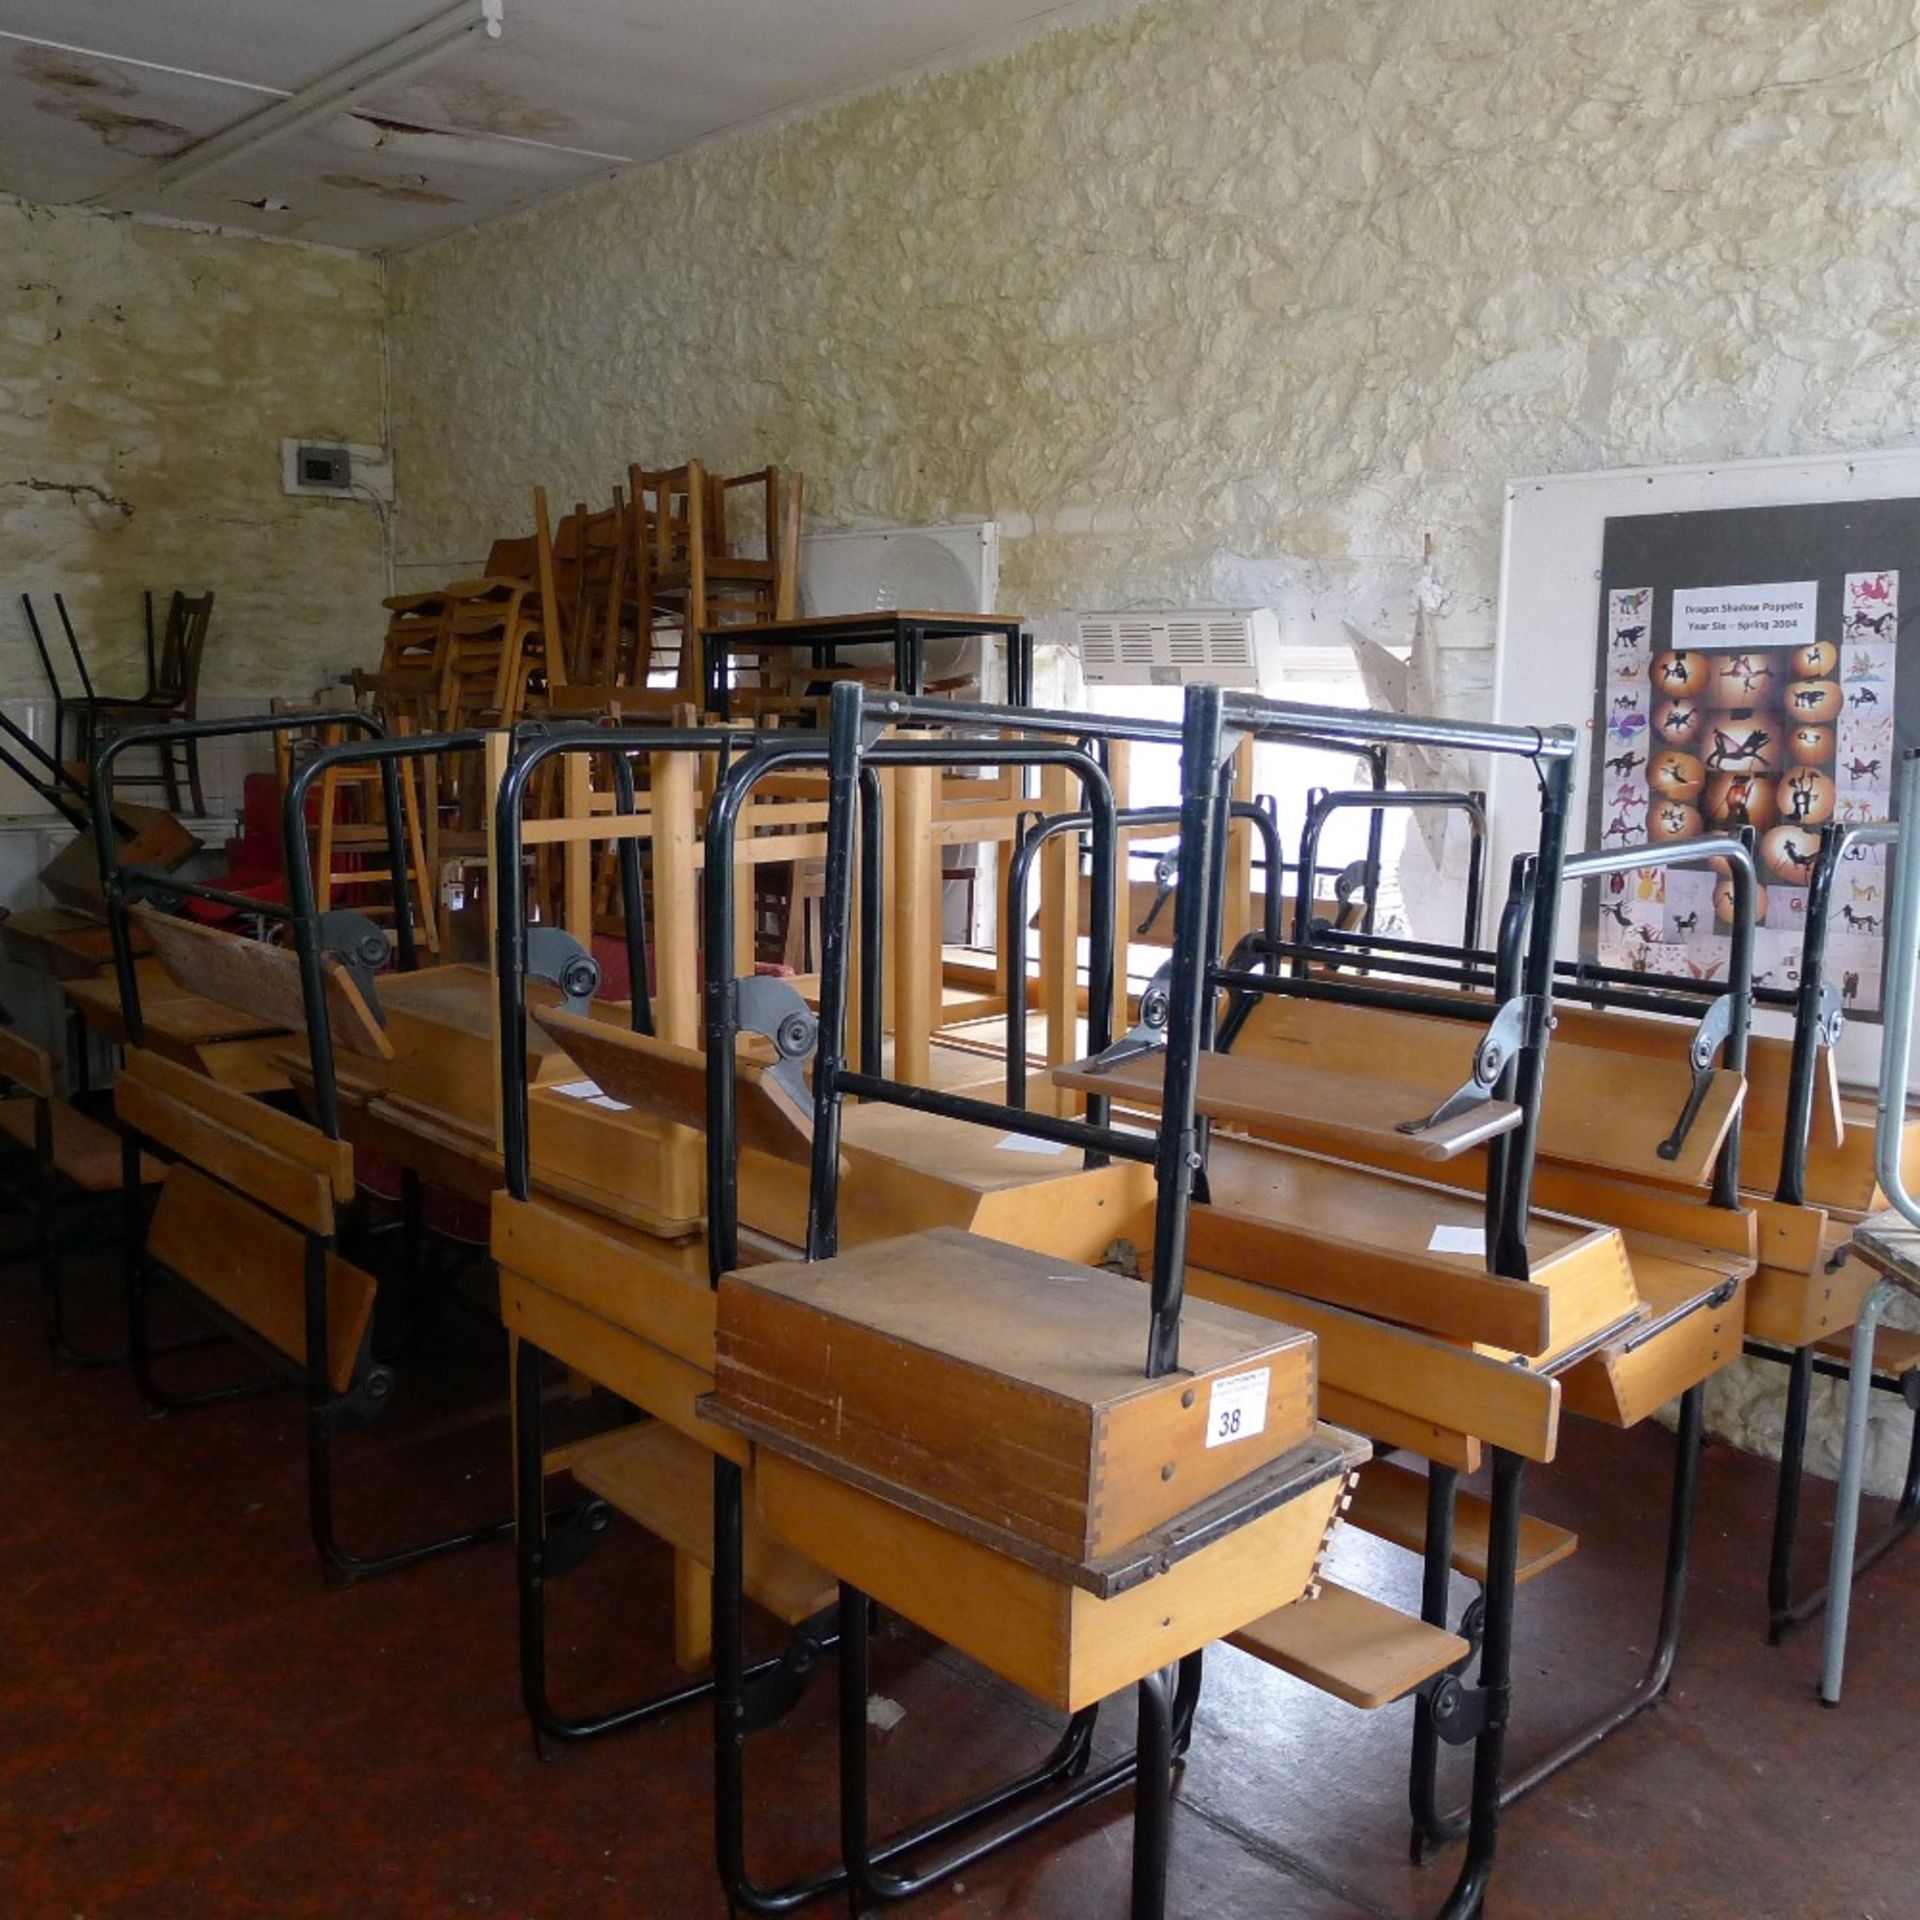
490,720 -> 841,1752
698,695 -> 1190,1920
1291,786 -> 1487,969
1751,817 -> 1918,1643
93,713 -> 515,1585
998,798 -> 1284,1111
1402,833 -> 1757,1862
1171,686 -> 1578,1920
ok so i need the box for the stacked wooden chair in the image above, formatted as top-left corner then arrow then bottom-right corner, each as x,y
628,460 -> 803,704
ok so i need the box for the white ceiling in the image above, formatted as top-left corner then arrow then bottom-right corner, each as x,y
0,0 -> 1082,250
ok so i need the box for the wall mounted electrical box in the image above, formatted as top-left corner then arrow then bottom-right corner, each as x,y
281,438 -> 392,502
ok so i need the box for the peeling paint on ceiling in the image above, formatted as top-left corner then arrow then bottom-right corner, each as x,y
0,1 -> 1114,250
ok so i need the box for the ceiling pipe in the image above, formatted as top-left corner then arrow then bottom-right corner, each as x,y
97,0 -> 504,202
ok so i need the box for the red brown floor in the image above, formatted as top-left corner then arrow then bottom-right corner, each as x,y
4,1239 -> 1918,1918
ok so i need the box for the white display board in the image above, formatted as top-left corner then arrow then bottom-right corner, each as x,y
1492,447 -> 1920,1089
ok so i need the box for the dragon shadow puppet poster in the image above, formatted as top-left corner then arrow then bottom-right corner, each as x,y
1591,497 -> 1916,1015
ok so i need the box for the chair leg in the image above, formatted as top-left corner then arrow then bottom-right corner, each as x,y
160,736 -> 182,815
184,734 -> 206,817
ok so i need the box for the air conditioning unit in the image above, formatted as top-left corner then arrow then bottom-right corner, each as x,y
1073,608 -> 1282,689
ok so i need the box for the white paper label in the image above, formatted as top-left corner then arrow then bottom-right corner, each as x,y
1427,1224 -> 1486,1256
1672,580 -> 1817,651
994,1133 -> 1069,1155
549,1078 -> 632,1112
1205,1368 -> 1269,1449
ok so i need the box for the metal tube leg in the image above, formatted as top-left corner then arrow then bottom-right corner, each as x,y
838,1578 -> 874,1914
713,1458 -> 843,1915
1768,1344 -> 1815,1641
1409,1465 -> 1461,1858
515,1334 -> 553,1748
1647,1383 -> 1705,1699
1437,1449 -> 1524,1920
1898,1395 -> 1920,1518
1131,1665 -> 1176,1920
123,1130 -> 160,1409
1822,1280 -> 1894,1706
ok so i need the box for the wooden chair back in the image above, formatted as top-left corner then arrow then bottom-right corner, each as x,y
155,591 -> 214,712
484,532 -> 538,580
562,492 -> 631,686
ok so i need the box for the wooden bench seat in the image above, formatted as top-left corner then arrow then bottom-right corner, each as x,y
1229,1579 -> 1468,1711
1346,1458 -> 1577,1588
557,1420 -> 837,1626
1053,1045 -> 1522,1163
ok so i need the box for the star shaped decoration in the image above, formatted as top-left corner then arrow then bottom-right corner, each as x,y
1342,535 -> 1474,869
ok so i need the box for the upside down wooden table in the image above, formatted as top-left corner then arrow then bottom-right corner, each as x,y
701,609 -> 1035,718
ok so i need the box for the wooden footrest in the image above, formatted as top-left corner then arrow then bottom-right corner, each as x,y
1814,1325 -> 1920,1381
1345,1460 -> 1577,1588
563,1419 -> 836,1626
1229,1579 -> 1468,1710
0,1098 -> 160,1191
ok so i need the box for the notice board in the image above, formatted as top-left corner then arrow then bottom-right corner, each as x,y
1493,449 -> 1920,1085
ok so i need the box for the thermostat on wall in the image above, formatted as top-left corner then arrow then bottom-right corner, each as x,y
280,437 -> 392,502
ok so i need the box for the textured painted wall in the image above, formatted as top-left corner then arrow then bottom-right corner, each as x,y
388,0 -> 1920,699
386,0 -> 1920,1485
1,197 -> 387,699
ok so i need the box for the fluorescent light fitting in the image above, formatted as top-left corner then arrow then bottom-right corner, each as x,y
122,0 -> 503,200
